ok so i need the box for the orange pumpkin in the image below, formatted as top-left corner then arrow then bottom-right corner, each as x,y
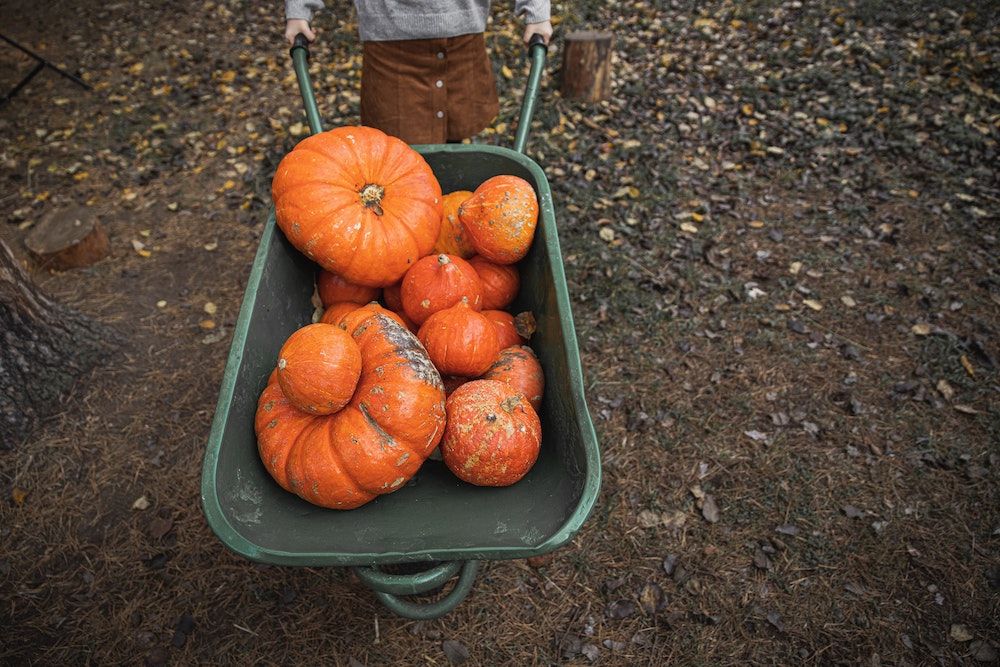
432,190 -> 476,258
481,346 -> 544,413
276,323 -> 363,415
272,126 -> 443,287
382,281 -> 404,312
320,301 -> 362,325
417,299 -> 499,377
441,379 -> 541,487
401,253 -> 483,326
458,175 -> 538,264
256,311 -> 446,509
482,310 -> 524,350
317,270 -> 380,307
469,256 -> 519,311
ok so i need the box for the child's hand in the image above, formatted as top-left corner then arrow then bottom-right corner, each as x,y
285,19 -> 316,46
523,20 -> 553,46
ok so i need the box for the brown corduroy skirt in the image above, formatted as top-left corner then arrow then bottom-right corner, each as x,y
360,33 -> 500,144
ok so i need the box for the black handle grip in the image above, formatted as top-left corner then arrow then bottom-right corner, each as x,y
528,33 -> 548,50
291,33 -> 310,58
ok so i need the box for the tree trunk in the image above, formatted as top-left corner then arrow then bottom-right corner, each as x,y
0,238 -> 115,449
559,31 -> 615,103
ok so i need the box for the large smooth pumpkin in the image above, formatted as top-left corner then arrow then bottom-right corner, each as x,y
272,126 -> 443,287
255,311 -> 446,509
401,253 -> 483,326
276,323 -> 362,415
458,175 -> 538,264
432,190 -> 476,258
441,379 -> 541,487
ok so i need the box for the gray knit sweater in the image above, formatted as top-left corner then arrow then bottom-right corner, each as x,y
286,0 -> 550,41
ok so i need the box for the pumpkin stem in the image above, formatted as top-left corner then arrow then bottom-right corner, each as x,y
359,183 -> 385,216
437,254 -> 450,265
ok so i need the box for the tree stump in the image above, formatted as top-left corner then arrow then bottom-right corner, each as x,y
0,239 -> 115,449
24,205 -> 109,270
559,31 -> 615,103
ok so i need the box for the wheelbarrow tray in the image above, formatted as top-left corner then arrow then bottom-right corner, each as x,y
200,144 -> 600,567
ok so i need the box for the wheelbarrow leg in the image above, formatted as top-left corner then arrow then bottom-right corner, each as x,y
352,560 -> 480,620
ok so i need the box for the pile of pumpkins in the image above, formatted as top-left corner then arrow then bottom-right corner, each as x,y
255,126 -> 545,510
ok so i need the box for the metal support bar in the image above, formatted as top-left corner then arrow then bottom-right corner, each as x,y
0,33 -> 92,106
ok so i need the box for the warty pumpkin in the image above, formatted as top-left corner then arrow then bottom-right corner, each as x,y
271,126 -> 443,287
458,175 -> 538,264
468,256 -> 519,311
401,253 -> 483,326
417,298 -> 499,377
320,301 -> 363,325
441,379 -> 541,487
317,269 -> 381,307
276,323 -> 363,415
481,345 -> 545,413
432,190 -> 476,258
256,311 -> 446,509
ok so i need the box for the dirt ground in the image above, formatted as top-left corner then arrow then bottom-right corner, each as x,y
1,0 -> 998,664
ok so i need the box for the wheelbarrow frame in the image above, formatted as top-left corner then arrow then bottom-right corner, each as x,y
200,34 -> 600,620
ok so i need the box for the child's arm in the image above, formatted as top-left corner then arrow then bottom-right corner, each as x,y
285,0 -> 324,45
515,0 -> 553,44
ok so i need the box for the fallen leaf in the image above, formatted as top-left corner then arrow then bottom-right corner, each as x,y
842,505 -> 864,519
501,65 -> 513,80
200,319 -> 216,330
606,600 -> 637,619
803,299 -> 823,311
911,323 -> 932,336
841,295 -> 857,307
132,496 -> 150,511
960,355 -> 975,377
936,379 -> 954,401
639,582 -> 666,615
788,261 -> 802,275
638,510 -> 661,528
204,241 -> 218,251
204,302 -> 217,315
599,227 -> 615,242
766,611 -> 786,632
442,640 -> 470,665
148,516 -> 173,539
156,300 -> 167,308
744,430 -> 769,441
12,488 -> 28,506
950,624 -> 973,642
954,405 -> 978,415
680,222 -> 699,234
701,495 -> 720,523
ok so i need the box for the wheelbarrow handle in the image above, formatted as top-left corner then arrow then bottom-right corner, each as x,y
290,33 -> 324,135
352,560 -> 480,620
512,34 -> 548,155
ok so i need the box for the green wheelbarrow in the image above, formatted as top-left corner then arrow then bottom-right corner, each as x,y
199,34 -> 601,620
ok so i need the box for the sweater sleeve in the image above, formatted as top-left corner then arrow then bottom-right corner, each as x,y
285,0 -> 324,21
514,0 -> 550,24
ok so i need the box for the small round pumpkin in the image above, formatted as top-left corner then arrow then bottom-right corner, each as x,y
458,175 -> 538,264
432,190 -> 476,258
481,345 -> 544,413
276,323 -> 363,415
401,253 -> 483,326
272,126 -> 443,287
256,311 -> 446,509
320,301 -> 362,325
441,379 -> 541,487
317,270 -> 381,307
417,298 -> 500,377
482,310 -> 524,350
469,256 -> 519,311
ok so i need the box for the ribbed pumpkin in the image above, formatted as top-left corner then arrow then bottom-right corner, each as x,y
272,126 -> 443,287
417,298 -> 499,377
441,379 -> 541,487
469,256 -> 519,311
276,323 -> 363,415
401,253 -> 483,326
458,175 -> 538,264
256,311 -> 446,509
317,270 -> 380,307
320,301 -> 362,325
432,190 -> 476,258
482,310 -> 524,350
481,345 -> 545,413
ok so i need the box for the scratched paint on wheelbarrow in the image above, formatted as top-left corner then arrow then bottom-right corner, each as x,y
200,144 -> 601,567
